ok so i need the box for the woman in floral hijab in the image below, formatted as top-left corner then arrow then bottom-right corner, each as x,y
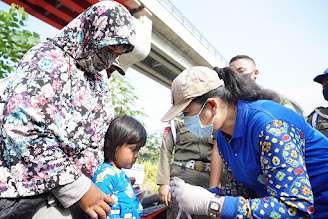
0,1 -> 135,218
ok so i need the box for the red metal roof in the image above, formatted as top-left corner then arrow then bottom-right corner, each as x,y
2,0 -> 131,29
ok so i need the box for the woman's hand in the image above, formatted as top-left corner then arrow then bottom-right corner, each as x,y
158,184 -> 171,206
169,177 -> 215,216
78,182 -> 115,219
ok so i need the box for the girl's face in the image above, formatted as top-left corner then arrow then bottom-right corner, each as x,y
113,143 -> 142,169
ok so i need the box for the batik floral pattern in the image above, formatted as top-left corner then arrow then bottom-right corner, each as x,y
216,120 -> 314,218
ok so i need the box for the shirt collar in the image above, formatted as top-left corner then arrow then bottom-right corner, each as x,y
231,100 -> 246,139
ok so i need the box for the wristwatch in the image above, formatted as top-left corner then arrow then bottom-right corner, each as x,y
208,195 -> 221,218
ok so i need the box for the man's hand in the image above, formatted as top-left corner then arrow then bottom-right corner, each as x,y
169,178 -> 215,216
158,184 -> 171,206
78,182 -> 115,219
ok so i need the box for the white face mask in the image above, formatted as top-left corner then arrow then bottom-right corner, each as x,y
184,102 -> 214,138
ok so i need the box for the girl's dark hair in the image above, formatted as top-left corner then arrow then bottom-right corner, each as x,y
193,67 -> 280,106
104,115 -> 147,162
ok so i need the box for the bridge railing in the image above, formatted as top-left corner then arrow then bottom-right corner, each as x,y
158,0 -> 228,66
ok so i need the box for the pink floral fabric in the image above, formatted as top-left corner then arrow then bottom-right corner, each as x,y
0,1 -> 135,197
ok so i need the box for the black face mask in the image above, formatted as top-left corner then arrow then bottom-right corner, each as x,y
323,87 -> 328,101
241,70 -> 254,80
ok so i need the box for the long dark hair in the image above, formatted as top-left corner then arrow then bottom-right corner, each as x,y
192,67 -> 280,106
104,115 -> 147,162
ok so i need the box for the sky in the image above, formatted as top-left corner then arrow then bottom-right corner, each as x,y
168,0 -> 328,113
1,0 -> 328,133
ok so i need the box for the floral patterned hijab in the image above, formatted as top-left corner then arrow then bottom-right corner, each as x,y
52,1 -> 136,73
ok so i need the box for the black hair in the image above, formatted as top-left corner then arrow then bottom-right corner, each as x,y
229,55 -> 256,66
104,115 -> 147,162
192,67 -> 280,106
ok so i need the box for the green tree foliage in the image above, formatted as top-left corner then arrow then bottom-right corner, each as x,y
109,73 -> 147,118
109,73 -> 162,162
0,3 -> 40,78
140,130 -> 162,160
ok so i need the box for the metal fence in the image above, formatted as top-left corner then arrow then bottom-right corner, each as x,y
158,0 -> 228,65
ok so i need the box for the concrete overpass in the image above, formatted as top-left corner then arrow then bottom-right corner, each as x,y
3,0 -> 227,88
122,0 -> 227,88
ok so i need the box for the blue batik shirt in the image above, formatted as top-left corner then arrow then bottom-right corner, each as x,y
209,100 -> 328,218
92,162 -> 143,219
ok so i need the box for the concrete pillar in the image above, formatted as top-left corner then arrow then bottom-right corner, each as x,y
118,15 -> 152,71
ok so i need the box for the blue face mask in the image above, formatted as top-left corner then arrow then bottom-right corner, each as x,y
184,103 -> 214,138
323,87 -> 328,101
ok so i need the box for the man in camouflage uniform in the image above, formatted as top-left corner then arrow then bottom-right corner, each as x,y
307,68 -> 328,137
157,116 -> 213,219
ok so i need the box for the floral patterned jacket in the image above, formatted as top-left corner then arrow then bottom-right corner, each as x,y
0,1 -> 135,198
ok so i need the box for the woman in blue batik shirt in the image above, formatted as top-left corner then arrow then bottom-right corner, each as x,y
163,66 -> 328,218
93,115 -> 146,219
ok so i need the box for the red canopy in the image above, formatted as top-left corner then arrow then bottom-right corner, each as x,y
2,0 -> 130,29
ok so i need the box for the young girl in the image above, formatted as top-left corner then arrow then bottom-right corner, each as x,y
93,115 -> 147,219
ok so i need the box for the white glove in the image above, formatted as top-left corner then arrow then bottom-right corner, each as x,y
169,177 -> 215,216
169,177 -> 184,195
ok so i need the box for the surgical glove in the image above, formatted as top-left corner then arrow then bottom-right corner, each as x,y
169,177 -> 184,197
169,177 -> 215,216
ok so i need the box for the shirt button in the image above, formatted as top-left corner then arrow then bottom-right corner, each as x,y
234,153 -> 237,157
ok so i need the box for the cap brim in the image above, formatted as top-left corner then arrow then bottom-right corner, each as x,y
161,99 -> 192,122
314,74 -> 327,84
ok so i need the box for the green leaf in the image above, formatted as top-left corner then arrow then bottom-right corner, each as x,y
22,30 -> 32,36
20,35 -> 28,43
13,29 -> 20,35
22,12 -> 28,20
9,22 -> 19,28
11,35 -> 21,42
33,32 -> 40,39
18,7 -> 24,15
4,15 -> 11,24
28,36 -> 36,44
